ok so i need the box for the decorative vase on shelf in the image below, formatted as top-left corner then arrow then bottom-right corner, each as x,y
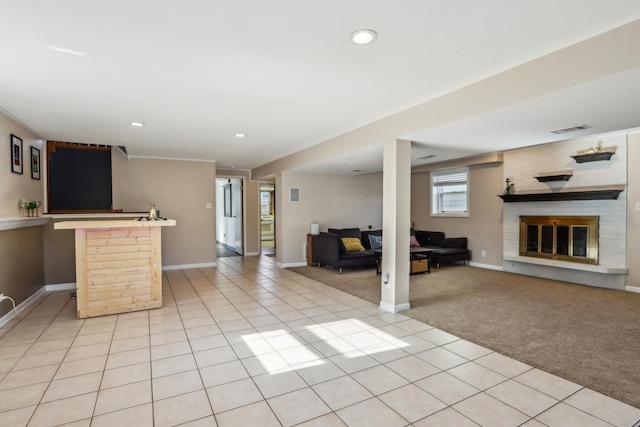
503,178 -> 515,196
149,203 -> 157,220
19,198 -> 30,217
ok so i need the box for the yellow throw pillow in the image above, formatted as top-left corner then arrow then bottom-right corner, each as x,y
341,237 -> 365,252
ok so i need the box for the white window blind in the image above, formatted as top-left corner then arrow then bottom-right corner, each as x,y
431,167 -> 469,216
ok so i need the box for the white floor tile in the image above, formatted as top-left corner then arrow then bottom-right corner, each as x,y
0,258 -> 636,427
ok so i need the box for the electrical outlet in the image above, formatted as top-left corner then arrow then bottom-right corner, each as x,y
481,250 -> 486,258
383,273 -> 390,289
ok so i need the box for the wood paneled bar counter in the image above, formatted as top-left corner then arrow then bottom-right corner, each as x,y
54,218 -> 176,318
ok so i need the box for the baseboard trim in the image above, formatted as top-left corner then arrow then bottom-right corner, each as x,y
245,252 -> 260,256
379,301 -> 410,313
0,287 -> 48,329
625,286 -> 640,294
45,283 -> 76,292
468,261 -> 504,271
278,261 -> 307,269
163,262 -> 217,271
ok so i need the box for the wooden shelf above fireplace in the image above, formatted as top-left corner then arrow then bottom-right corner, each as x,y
534,170 -> 573,182
498,185 -> 625,202
571,151 -> 615,163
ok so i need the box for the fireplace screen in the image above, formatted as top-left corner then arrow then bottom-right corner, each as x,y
520,216 -> 598,264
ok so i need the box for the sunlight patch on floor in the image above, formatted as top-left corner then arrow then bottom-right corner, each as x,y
241,318 -> 410,373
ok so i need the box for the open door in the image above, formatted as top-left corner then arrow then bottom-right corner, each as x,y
216,177 -> 243,256
260,183 -> 275,256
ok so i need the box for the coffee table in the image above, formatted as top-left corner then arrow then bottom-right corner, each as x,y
373,247 -> 433,275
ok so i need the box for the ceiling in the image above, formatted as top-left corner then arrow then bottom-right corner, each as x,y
1,1 -> 640,174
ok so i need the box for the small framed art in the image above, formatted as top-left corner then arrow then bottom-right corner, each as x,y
31,146 -> 41,180
10,134 -> 23,174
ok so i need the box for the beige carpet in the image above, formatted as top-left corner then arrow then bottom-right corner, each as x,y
290,264 -> 640,409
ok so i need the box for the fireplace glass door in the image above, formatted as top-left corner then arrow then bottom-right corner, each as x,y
519,216 -> 598,264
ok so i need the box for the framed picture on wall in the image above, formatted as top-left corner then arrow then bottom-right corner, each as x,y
31,146 -> 41,180
10,134 -> 23,174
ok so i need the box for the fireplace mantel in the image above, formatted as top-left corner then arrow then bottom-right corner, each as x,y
499,185 -> 624,202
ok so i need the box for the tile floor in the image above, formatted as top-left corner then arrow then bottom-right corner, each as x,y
1,255 -> 639,427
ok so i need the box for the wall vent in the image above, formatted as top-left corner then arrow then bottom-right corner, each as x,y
550,124 -> 591,135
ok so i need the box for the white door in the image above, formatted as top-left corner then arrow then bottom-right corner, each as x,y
233,178 -> 243,254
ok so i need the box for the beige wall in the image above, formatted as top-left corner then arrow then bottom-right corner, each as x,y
411,162 -> 504,267
0,112 -> 45,316
626,131 -> 640,288
0,227 -> 44,317
43,220 -> 77,285
276,171 -> 384,265
0,113 -> 44,217
42,154 -> 217,284
112,154 -> 216,267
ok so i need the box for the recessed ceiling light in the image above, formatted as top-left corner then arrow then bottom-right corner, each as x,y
235,133 -> 246,138
49,46 -> 85,56
129,122 -> 145,127
349,29 -> 378,45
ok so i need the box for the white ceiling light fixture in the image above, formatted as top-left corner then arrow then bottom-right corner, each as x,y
129,122 -> 145,127
49,46 -> 85,56
235,133 -> 246,138
349,29 -> 378,45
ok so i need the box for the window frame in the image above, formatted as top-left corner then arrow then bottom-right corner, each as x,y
430,166 -> 469,217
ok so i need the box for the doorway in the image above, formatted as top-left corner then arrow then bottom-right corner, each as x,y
216,177 -> 243,257
260,183 -> 275,256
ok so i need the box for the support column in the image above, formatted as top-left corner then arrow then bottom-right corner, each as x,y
379,139 -> 412,313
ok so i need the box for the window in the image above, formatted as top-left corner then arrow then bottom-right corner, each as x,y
430,167 -> 469,217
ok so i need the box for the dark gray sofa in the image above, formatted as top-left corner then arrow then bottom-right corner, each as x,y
311,228 -> 377,273
311,228 -> 470,272
414,230 -> 471,268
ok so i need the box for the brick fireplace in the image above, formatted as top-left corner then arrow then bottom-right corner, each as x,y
501,135 -> 628,290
